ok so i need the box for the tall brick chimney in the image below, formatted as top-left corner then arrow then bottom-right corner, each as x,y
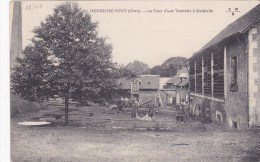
10,1 -> 22,68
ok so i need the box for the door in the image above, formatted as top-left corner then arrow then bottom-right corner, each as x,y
133,94 -> 139,102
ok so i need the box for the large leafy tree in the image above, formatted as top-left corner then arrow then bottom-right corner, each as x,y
114,64 -> 136,78
160,57 -> 187,77
151,57 -> 187,77
126,60 -> 151,75
150,65 -> 164,76
11,2 -> 117,125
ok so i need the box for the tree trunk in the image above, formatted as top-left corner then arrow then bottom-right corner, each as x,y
64,94 -> 69,125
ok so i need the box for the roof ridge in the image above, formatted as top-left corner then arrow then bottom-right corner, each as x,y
242,17 -> 260,33
192,3 -> 260,57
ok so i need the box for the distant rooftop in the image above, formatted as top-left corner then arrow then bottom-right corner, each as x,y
117,75 -> 160,90
159,77 -> 171,89
166,67 -> 189,85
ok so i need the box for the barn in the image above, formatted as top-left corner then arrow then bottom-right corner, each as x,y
188,4 -> 260,128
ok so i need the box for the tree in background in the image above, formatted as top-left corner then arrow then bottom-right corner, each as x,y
11,2 -> 117,125
115,64 -> 136,78
151,57 -> 187,77
150,65 -> 164,76
126,60 -> 151,75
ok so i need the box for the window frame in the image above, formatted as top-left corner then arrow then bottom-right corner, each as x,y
229,56 -> 238,92
131,82 -> 139,94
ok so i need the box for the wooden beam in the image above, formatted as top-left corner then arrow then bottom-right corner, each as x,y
224,46 -> 227,100
202,56 -> 204,95
211,52 -> 214,97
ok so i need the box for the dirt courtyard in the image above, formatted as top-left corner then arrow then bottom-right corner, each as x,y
11,104 -> 260,162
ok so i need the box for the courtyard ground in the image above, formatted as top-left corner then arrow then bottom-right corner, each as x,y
11,102 -> 260,162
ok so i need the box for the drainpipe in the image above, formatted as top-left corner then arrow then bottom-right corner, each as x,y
235,34 -> 249,127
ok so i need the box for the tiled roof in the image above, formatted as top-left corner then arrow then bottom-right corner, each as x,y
178,73 -> 188,78
117,75 -> 160,90
139,75 -> 160,89
178,78 -> 189,87
192,4 -> 260,57
166,76 -> 181,85
159,77 -> 171,89
166,67 -> 188,85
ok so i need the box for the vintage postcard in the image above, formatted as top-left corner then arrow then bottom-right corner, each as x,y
9,0 -> 260,161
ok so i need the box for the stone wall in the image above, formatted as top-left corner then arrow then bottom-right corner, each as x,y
190,95 -> 225,124
248,21 -> 260,127
139,91 -> 159,105
159,90 -> 176,106
225,37 -> 248,128
190,36 -> 249,128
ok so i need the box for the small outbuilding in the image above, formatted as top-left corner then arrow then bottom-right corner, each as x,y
117,75 -> 160,105
165,67 -> 189,107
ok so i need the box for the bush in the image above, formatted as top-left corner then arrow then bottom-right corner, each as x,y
11,94 -> 45,117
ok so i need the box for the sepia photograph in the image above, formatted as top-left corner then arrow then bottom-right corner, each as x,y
9,0 -> 260,161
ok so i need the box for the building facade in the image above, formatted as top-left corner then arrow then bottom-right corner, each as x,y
188,4 -> 260,128
117,75 -> 160,105
165,67 -> 189,107
159,77 -> 175,107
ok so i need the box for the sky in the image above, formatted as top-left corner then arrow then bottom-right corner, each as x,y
21,1 -> 260,67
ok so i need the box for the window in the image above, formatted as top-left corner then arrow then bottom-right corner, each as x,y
133,94 -> 139,102
232,121 -> 238,129
230,56 -> 238,91
131,82 -> 139,94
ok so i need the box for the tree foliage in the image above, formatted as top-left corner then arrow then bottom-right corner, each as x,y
114,64 -> 136,78
11,2 -> 117,104
151,57 -> 187,77
125,60 -> 151,75
11,44 -> 56,101
150,65 -> 164,76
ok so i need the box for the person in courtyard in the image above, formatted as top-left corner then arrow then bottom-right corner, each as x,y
148,104 -> 155,118
131,98 -> 139,118
124,97 -> 129,108
116,97 -> 125,112
134,97 -> 139,107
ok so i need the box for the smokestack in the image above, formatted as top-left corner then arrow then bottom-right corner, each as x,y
10,1 -> 22,68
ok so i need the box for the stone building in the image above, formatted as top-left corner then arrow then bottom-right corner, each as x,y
188,4 -> 260,128
165,67 -> 189,107
158,77 -> 174,107
117,75 -> 160,105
